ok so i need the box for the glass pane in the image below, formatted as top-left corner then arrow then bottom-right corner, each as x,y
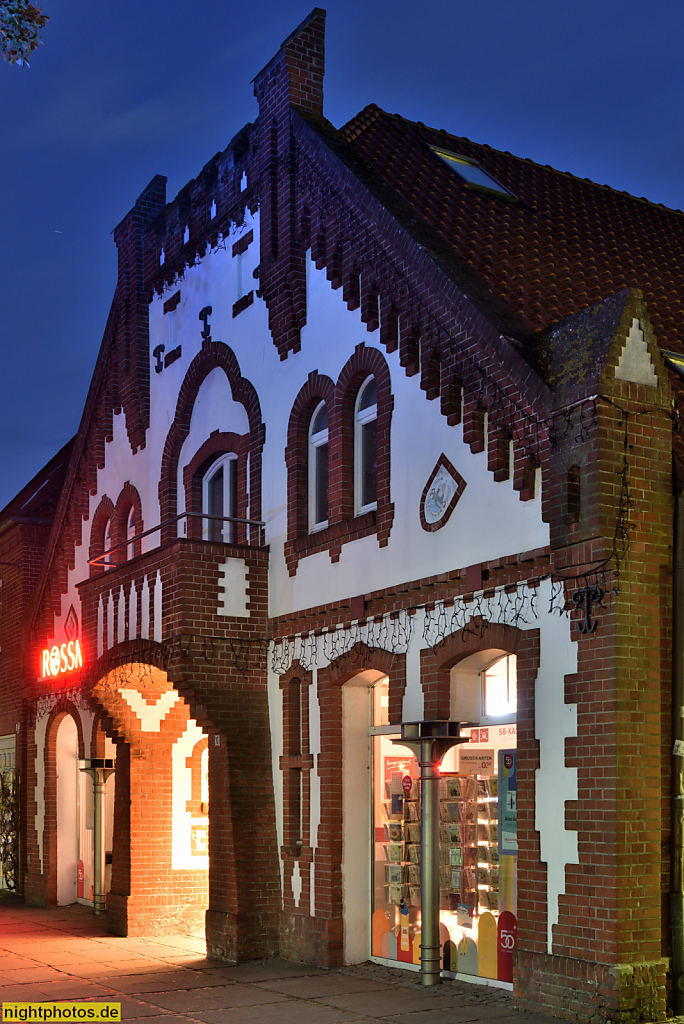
372,723 -> 518,981
312,403 -> 328,434
208,467 -> 223,543
314,443 -> 328,524
359,378 -> 377,411
362,419 -> 377,507
484,655 -> 516,717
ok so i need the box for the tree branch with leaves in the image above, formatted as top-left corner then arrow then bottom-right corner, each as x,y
1,0 -> 48,66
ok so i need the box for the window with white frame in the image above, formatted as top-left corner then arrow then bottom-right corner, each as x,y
126,507 -> 136,561
481,654 -> 517,718
308,402 -> 329,532
354,376 -> 377,514
103,519 -> 112,570
202,454 -> 237,543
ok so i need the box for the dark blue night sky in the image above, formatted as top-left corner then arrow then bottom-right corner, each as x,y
1,0 -> 682,510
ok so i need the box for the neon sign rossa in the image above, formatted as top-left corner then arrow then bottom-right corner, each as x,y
41,640 -> 83,678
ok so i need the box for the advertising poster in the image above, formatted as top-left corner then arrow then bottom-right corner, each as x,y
498,749 -> 517,855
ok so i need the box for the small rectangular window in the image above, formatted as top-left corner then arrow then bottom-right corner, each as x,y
430,146 -> 517,200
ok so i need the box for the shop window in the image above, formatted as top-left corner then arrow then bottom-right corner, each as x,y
203,454 -> 237,543
309,402 -> 329,532
482,654 -> 517,718
355,376 -> 378,514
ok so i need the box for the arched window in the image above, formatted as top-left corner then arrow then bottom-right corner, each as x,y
309,402 -> 329,532
481,654 -> 517,718
354,376 -> 377,514
126,507 -> 136,561
202,454 -> 237,543
103,519 -> 112,571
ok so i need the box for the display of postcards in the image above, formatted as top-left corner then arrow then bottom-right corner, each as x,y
386,864 -> 403,885
404,799 -> 420,821
460,823 -> 477,846
407,822 -> 421,843
388,843 -> 403,863
387,884 -> 403,905
477,866 -> 491,886
451,868 -> 463,891
408,863 -> 420,885
443,801 -> 461,823
382,800 -> 399,821
489,866 -> 500,887
439,864 -> 451,887
442,823 -> 461,845
489,822 -> 499,843
386,822 -> 403,843
477,844 -> 491,865
408,885 -> 421,906
449,846 -> 463,867
463,868 -> 477,893
462,801 -> 477,822
478,799 -> 497,820
479,890 -> 493,911
459,776 -> 478,801
488,776 -> 498,798
489,845 -> 500,864
489,888 -> 500,906
407,844 -> 421,864
478,823 -> 492,842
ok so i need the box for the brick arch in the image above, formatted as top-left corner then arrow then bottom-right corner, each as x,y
89,495 -> 116,576
158,342 -> 264,543
285,372 -> 335,542
113,482 -> 143,561
335,343 -> 393,522
324,643 -> 406,724
420,619 -> 538,719
43,702 -> 86,903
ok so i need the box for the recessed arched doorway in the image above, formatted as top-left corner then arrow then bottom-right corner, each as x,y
56,715 -> 79,905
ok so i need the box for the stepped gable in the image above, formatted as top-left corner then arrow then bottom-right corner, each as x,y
340,103 -> 684,363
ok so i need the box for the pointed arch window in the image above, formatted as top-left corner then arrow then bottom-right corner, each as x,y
203,454 -> 238,543
309,401 -> 329,532
355,376 -> 377,515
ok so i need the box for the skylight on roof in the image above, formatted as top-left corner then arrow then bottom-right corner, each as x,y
430,146 -> 516,199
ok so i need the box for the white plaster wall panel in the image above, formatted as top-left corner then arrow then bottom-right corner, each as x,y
402,610 -> 425,722
533,585 -> 579,952
171,720 -> 208,870
34,712 -> 48,872
266,665 -> 284,901
217,558 -> 249,617
119,688 -> 179,732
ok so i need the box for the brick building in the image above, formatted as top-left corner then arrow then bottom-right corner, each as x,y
8,8 -> 684,1022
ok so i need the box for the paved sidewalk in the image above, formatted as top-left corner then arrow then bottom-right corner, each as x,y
0,898 -> 556,1024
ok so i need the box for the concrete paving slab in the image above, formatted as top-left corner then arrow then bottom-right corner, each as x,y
143,985 -> 290,1012
197,960 -> 322,982
191,1003 -> 371,1024
0,966 -> 67,983
253,975 -> 395,998
317,988 -> 493,1016
104,972 -> 233,994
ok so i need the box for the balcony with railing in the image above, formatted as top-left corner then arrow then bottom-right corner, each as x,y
78,511 -> 268,663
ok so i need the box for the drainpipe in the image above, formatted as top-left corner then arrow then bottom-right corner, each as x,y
671,485 -> 684,1013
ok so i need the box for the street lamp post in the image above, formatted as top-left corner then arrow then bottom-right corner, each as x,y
394,721 -> 466,987
79,758 -> 115,915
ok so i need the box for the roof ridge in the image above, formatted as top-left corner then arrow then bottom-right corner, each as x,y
343,104 -> 684,219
